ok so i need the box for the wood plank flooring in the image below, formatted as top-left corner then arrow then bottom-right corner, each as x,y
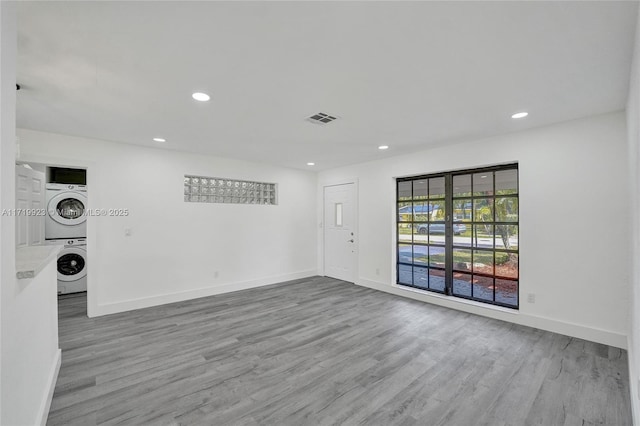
48,276 -> 632,425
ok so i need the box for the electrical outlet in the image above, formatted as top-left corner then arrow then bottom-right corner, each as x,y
527,293 -> 536,304
375,268 -> 380,276
214,271 -> 219,279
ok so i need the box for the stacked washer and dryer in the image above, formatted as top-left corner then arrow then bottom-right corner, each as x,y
45,169 -> 88,295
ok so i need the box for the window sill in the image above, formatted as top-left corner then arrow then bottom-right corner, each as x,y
392,283 -> 519,315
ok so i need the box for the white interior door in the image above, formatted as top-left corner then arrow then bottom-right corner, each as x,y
15,165 -> 45,247
324,183 -> 356,282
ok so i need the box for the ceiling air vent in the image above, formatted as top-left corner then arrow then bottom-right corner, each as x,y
307,112 -> 338,125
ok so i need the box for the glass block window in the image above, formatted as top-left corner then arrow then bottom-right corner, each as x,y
184,175 -> 277,205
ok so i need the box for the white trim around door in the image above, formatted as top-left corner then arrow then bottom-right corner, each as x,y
321,181 -> 358,283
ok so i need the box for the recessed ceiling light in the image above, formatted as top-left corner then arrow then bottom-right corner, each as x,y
480,175 -> 487,179
192,92 -> 210,102
378,145 -> 389,150
307,162 -> 315,166
511,112 -> 528,119
153,137 -> 166,143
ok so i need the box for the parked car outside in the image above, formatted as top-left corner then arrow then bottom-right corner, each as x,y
416,222 -> 467,235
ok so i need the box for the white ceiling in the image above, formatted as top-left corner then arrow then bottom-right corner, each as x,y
16,1 -> 639,171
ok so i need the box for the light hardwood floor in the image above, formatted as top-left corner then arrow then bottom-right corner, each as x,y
48,276 -> 632,425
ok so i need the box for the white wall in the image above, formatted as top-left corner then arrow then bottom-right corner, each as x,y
2,262 -> 60,426
319,111 -> 629,348
627,5 -> 640,423
1,3 -> 61,425
17,129 -> 318,316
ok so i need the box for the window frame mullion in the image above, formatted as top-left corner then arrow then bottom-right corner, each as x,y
444,174 -> 453,296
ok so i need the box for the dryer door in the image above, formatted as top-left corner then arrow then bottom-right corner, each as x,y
48,191 -> 87,226
57,247 -> 87,282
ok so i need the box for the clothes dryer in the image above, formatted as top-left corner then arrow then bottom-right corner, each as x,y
45,183 -> 87,239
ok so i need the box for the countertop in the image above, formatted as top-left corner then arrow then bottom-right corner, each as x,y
16,245 -> 61,280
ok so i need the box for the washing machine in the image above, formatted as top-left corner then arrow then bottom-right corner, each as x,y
48,239 -> 87,294
46,183 -> 87,240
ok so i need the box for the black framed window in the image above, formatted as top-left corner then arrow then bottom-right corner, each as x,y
396,164 -> 519,309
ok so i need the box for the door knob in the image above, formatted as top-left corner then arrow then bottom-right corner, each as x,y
348,239 -> 354,243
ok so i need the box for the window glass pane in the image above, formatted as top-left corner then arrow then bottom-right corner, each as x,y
496,169 -> 518,195
427,223 -> 446,235
473,172 -> 493,196
398,264 -> 413,285
428,225 -> 446,245
413,201 -> 430,222
495,225 -> 518,250
398,202 -> 412,222
496,279 -> 518,306
398,244 -> 412,264
453,249 -> 471,272
453,225 -> 471,247
335,203 -> 343,227
453,221 -> 468,236
473,224 -> 494,249
413,180 -> 428,200
473,275 -> 494,301
398,181 -> 412,201
429,177 -> 445,199
495,252 -> 518,279
474,198 -> 494,222
495,197 -> 518,222
413,266 -> 429,289
429,201 -> 445,221
453,272 -> 472,297
429,246 -> 445,268
452,199 -> 472,222
413,245 -> 428,265
472,250 -> 493,275
412,225 -> 428,244
429,268 -> 446,291
453,174 -> 471,197
398,224 -> 412,243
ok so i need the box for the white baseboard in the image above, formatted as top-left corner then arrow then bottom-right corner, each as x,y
92,269 -> 318,317
357,278 -> 627,349
37,348 -> 61,426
